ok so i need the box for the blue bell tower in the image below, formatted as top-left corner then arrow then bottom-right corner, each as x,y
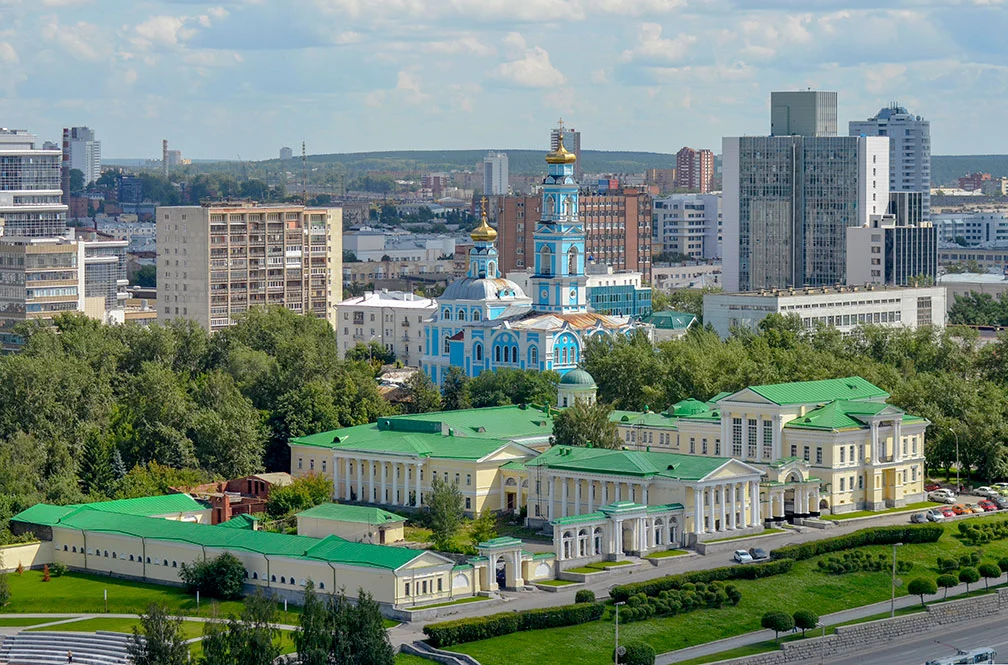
530,121 -> 587,313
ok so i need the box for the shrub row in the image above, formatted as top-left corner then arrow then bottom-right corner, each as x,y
937,552 -> 981,573
609,559 -> 792,603
958,519 -> 1008,545
816,550 -> 913,575
770,524 -> 943,561
423,601 -> 604,648
616,581 -> 741,623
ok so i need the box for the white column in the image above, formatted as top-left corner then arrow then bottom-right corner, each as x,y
695,485 -> 705,534
587,480 -> 594,513
729,483 -> 737,529
642,483 -> 649,507
547,476 -> 555,520
615,482 -> 622,502
414,463 -> 422,508
750,480 -> 760,526
615,520 -> 623,554
356,460 -> 363,502
562,477 -> 569,518
380,462 -> 387,505
718,485 -> 727,532
500,478 -> 505,512
333,455 -> 340,500
603,482 -> 610,504
773,414 -> 782,459
707,486 -> 716,532
812,485 -> 821,512
344,459 -> 352,500
574,479 -> 581,515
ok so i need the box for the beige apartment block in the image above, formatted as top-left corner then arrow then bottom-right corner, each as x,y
0,238 -> 80,352
157,204 -> 342,332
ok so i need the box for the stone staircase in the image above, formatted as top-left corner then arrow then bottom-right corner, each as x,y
0,631 -> 133,665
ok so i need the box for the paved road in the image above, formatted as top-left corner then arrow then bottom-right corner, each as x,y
791,614 -> 1008,665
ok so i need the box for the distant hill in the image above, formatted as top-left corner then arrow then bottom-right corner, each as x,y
931,156 -> 1008,186
271,149 -> 679,176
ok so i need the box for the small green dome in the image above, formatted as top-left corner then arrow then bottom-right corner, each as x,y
559,368 -> 596,388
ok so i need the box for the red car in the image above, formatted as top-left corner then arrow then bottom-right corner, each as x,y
978,499 -> 998,512
940,507 -> 956,518
925,483 -> 942,492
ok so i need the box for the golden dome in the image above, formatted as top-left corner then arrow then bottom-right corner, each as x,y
546,133 -> 577,165
471,200 -> 498,242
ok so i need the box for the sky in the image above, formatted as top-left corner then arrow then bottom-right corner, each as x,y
1,0 -> 1007,161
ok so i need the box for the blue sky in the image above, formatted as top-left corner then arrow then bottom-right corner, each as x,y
1,0 -> 1006,160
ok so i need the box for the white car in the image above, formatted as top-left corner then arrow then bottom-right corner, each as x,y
974,486 -> 998,498
929,491 -> 955,504
734,549 -> 754,564
993,483 -> 1008,490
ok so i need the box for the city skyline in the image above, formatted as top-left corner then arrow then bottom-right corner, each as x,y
2,1 -> 1006,160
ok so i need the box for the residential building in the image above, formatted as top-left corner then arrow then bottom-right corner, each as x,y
846,215 -> 937,287
888,191 -> 924,227
611,375 -> 927,515
850,104 -> 931,219
421,173 -> 449,199
674,147 -> 715,193
342,258 -> 454,289
421,133 -> 646,386
63,126 -> 102,185
550,124 -> 582,179
937,246 -> 1008,272
933,211 -> 1008,246
279,146 -> 293,161
981,177 -> 1008,197
507,263 -> 653,317
0,129 -> 68,238
653,194 -> 721,260
651,264 -> 722,291
770,90 -> 838,137
645,168 -> 676,195
79,238 -> 129,321
156,203 -> 342,332
343,231 -> 455,263
490,190 -> 652,282
335,290 -> 436,365
702,285 -> 946,339
722,134 -> 890,292
939,273 -> 1008,311
483,152 -> 509,195
959,172 -> 991,192
0,237 -> 80,352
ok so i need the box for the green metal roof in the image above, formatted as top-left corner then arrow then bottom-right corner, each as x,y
218,514 -> 259,530
551,511 -> 605,526
639,311 -> 697,330
611,410 -> 678,428
670,399 -> 709,416
290,405 -> 554,458
526,446 -> 732,481
500,460 -> 526,471
477,536 -> 523,549
785,400 -> 908,432
744,377 -> 888,406
646,503 -> 684,514
15,504 -> 428,571
297,503 -> 405,525
559,368 -> 597,387
9,494 -> 204,526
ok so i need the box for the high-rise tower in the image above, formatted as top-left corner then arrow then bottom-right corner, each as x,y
530,124 -> 587,313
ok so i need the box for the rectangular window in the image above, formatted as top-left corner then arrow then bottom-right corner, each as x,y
690,437 -> 696,454
902,440 -> 907,456
850,475 -> 855,489
791,444 -> 797,458
465,497 -> 472,510
747,419 -> 757,458
298,458 -> 303,470
816,447 -> 822,465
455,473 -> 460,486
466,474 -> 471,486
912,438 -> 917,455
702,438 -> 708,454
715,439 -> 721,455
438,578 -> 443,592
762,419 -> 773,459
840,448 -> 845,464
405,583 -> 411,596
849,445 -> 855,464
803,446 -> 810,462
840,477 -> 845,491
732,418 -> 743,456
858,475 -> 864,489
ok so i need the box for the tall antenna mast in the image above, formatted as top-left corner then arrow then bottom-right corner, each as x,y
301,141 -> 307,205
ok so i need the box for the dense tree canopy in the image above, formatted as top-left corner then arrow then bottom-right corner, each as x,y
0,307 -> 390,538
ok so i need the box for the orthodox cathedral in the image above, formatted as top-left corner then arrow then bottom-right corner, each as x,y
422,128 -> 646,385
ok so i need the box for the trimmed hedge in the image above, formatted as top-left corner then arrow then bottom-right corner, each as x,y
958,519 -> 1008,545
614,642 -> 656,665
575,589 -> 596,604
423,601 -> 604,648
616,581 -> 740,623
816,550 -> 912,575
770,524 -> 942,561
609,558 -> 792,603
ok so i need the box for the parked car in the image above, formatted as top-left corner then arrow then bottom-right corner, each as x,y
940,506 -> 956,518
993,482 -> 1008,490
929,492 -> 955,504
974,486 -> 998,498
926,508 -> 946,522
733,549 -> 754,564
965,503 -> 982,513
978,500 -> 998,512
993,496 -> 1008,509
925,483 -> 942,492
910,512 -> 929,524
749,547 -> 768,561
952,504 -> 973,515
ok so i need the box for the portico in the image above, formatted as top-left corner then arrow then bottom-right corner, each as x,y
551,501 -> 683,564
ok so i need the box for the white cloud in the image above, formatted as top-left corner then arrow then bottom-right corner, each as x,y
366,69 -> 433,108
41,17 -> 110,62
0,41 -> 18,64
621,23 -> 696,64
865,63 -> 906,94
502,32 -> 526,57
591,67 -> 611,84
493,46 -> 566,88
130,15 -> 197,51
419,36 -> 495,57
588,0 -> 686,14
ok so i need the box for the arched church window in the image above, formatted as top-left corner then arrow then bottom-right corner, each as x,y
568,246 -> 578,275
553,347 -> 560,364
530,346 -> 538,366
475,344 -> 483,361
458,309 -> 466,321
442,308 -> 451,320
540,246 -> 552,276
503,346 -> 510,363
443,336 -> 450,354
495,346 -> 502,362
512,345 -> 518,363
488,261 -> 496,276
474,310 -> 481,321
562,347 -> 568,364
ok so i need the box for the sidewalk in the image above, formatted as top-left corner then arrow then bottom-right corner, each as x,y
655,580 -> 984,665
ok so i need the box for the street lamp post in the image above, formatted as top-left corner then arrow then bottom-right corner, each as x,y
614,601 -> 626,665
949,428 -> 960,493
891,542 -> 903,618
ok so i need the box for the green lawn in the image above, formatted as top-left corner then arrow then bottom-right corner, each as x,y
673,641 -> 781,665
397,654 -> 435,665
410,596 -> 489,610
29,616 -> 205,639
454,516 -> 1008,665
644,549 -> 689,559
2,570 -> 302,624
536,579 -> 578,587
0,617 -> 68,627
823,501 -> 940,521
566,561 -> 635,574
703,528 -> 784,543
